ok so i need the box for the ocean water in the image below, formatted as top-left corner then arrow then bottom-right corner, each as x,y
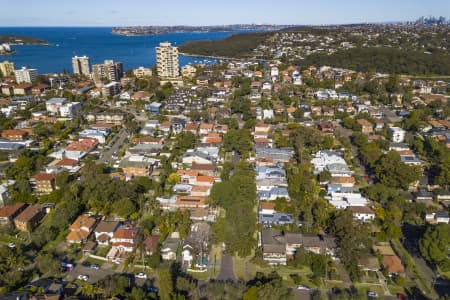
0,27 -> 239,74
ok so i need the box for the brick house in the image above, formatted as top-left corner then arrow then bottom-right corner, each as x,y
14,205 -> 44,231
31,173 -> 57,194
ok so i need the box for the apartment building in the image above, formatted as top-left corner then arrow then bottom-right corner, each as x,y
156,42 -> 179,78
92,60 -> 123,83
0,60 -> 15,76
72,55 -> 91,75
14,67 -> 38,83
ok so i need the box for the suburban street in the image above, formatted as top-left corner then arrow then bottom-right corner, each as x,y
97,128 -> 128,165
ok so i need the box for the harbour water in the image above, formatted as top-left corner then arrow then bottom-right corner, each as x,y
0,27 -> 241,74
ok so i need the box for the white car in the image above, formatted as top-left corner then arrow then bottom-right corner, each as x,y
297,285 -> 310,290
135,272 -> 148,279
77,274 -> 89,281
367,291 -> 378,298
7,243 -> 16,249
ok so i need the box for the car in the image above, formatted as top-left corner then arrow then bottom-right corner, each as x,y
368,291 -> 378,298
90,263 -> 100,270
146,287 -> 158,293
297,285 -> 310,290
77,274 -> 89,281
7,242 -> 16,248
135,272 -> 148,279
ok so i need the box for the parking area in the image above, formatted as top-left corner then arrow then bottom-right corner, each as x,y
65,264 -> 116,284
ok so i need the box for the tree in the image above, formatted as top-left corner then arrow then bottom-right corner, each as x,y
374,151 -> 421,189
157,268 -> 174,300
112,198 -> 137,218
172,132 -> 196,157
36,252 -> 60,275
329,209 -> 371,280
167,173 -> 181,185
223,129 -> 253,157
419,224 -> 450,264
210,163 -> 256,257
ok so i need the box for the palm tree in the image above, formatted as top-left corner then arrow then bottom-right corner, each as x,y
77,283 -> 97,299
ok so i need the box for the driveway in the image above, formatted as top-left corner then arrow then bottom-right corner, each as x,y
216,254 -> 235,281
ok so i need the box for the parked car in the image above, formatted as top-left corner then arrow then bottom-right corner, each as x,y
77,274 -> 89,281
7,243 -> 16,249
135,272 -> 148,279
297,285 -> 310,290
368,291 -> 378,298
90,263 -> 100,270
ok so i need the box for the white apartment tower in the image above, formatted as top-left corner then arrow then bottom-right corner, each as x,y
72,56 -> 91,75
156,42 -> 179,78
14,67 -> 38,83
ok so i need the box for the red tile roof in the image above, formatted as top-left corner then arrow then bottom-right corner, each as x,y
0,203 -> 27,218
32,173 -> 56,181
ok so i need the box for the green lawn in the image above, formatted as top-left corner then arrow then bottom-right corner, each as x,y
234,256 -> 312,284
354,282 -> 385,295
85,257 -> 106,266
188,270 -> 209,281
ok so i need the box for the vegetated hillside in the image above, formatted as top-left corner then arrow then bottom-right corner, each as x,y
178,32 -> 270,58
301,47 -> 450,75
0,34 -> 49,45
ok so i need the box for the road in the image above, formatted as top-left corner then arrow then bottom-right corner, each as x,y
216,254 -> 236,281
97,128 -> 128,165
402,225 -> 450,298
333,121 -> 369,177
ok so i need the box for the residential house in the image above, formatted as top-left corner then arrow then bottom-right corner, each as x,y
175,196 -> 208,209
14,204 -> 44,231
383,255 -> 405,275
190,164 -> 217,176
161,232 -> 181,260
0,202 -> 27,226
260,228 -> 288,265
119,155 -> 154,178
182,150 -> 216,165
66,215 -> 97,244
31,173 -> 56,194
111,226 -> 139,252
199,123 -> 214,135
94,220 -> 120,246
1,129 -> 28,141
144,235 -> 160,255
349,206 -> 375,223
181,223 -> 211,269
357,119 -> 373,134
318,121 -> 333,134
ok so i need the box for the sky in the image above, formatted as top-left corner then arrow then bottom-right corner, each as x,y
0,0 -> 449,26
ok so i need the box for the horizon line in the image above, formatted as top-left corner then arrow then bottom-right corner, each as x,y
0,20 -> 429,28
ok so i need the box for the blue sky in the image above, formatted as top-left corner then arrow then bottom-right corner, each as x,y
0,0 -> 448,26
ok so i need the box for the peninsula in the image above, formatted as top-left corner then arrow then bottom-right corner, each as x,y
111,24 -> 294,36
0,34 -> 50,45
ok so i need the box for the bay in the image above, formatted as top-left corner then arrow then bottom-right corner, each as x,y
0,27 -> 240,74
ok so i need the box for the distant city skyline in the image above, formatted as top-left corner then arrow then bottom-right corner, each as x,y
0,0 -> 449,26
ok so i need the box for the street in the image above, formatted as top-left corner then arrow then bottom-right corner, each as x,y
97,128 -> 128,165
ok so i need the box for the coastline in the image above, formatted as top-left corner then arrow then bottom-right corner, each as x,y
179,52 -> 268,63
